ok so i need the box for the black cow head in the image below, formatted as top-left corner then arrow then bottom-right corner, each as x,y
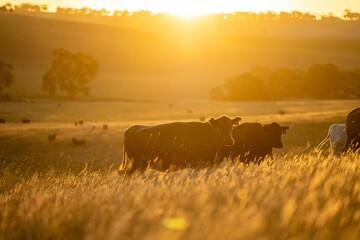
262,122 -> 290,149
209,116 -> 242,146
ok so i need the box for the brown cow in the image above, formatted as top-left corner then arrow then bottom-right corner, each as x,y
119,115 -> 242,175
220,122 -> 290,164
21,118 -> 30,124
72,137 -> 86,146
48,133 -> 56,142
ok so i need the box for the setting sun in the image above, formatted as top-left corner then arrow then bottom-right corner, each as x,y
2,0 -> 360,238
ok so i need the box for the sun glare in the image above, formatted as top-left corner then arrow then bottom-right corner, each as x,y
83,0 -> 118,11
241,0 -> 288,13
170,6 -> 212,18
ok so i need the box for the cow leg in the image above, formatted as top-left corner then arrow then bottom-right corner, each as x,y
351,137 -> 360,152
343,139 -> 351,153
123,157 -> 147,176
344,135 -> 360,153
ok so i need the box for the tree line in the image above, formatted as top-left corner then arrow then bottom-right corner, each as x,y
210,64 -> 360,101
2,3 -> 360,21
0,3 -> 47,12
2,55 -> 360,101
0,49 -> 98,100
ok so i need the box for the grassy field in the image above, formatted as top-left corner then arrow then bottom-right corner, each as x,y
0,100 -> 360,239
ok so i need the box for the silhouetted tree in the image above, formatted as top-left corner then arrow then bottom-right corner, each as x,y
290,11 -> 303,19
341,69 -> 360,98
40,4 -> 47,12
265,11 -> 278,20
113,9 -> 131,17
14,3 -> 47,12
0,61 -> 14,97
0,3 -> 14,12
268,69 -> 305,99
305,64 -> 343,99
343,9 -> 360,20
250,67 -> 272,85
79,7 -> 91,15
279,11 -> 292,20
56,7 -> 69,14
211,63 -> 360,101
321,13 -> 340,20
89,8 -> 110,16
302,12 -> 316,20
56,7 -> 79,15
43,48 -> 99,99
222,73 -> 269,101
56,6 -> 110,16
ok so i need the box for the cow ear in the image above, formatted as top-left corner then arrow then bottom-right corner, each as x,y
209,117 -> 216,126
282,126 -> 290,134
232,117 -> 242,126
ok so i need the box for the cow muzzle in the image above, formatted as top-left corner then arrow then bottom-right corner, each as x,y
224,138 -> 235,146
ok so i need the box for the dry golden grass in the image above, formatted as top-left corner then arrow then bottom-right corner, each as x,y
1,154 -> 360,239
0,100 -> 359,239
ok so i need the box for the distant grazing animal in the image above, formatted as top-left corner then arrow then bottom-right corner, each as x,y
0,119 -> 5,124
119,115 -> 242,175
74,121 -> 78,126
278,110 -> 286,116
316,124 -> 347,156
21,118 -> 30,124
47,133 -> 56,142
72,137 -> 86,146
102,124 -> 108,130
78,120 -> 84,125
220,122 -> 290,164
344,108 -> 360,152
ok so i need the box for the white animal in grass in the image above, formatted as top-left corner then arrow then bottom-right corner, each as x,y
316,124 -> 347,156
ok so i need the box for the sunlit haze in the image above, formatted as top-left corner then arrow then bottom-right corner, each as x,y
4,0 -> 360,16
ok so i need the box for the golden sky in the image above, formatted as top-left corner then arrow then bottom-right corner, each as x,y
4,0 -> 360,16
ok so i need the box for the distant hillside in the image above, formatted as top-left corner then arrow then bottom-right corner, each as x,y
1,12 -> 360,100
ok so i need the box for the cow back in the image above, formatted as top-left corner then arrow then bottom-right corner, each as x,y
123,122 -> 224,171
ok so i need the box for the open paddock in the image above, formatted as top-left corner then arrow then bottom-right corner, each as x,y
0,99 -> 359,239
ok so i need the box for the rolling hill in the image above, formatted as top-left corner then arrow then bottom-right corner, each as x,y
1,12 -> 360,100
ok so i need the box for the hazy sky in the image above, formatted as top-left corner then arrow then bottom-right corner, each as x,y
4,0 -> 360,16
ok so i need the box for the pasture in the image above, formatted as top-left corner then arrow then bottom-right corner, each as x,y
0,99 -> 360,239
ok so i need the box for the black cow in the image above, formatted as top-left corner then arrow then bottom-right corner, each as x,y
0,119 -> 5,124
344,108 -> 360,152
48,133 -> 56,142
220,122 -> 290,164
72,137 -> 86,146
119,115 -> 242,175
21,118 -> 30,124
